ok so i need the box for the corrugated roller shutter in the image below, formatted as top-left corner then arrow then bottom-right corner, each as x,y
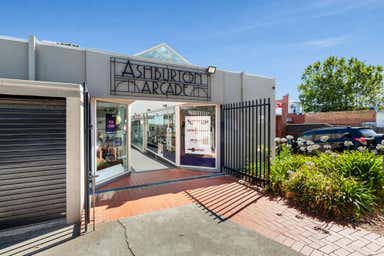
0,95 -> 66,230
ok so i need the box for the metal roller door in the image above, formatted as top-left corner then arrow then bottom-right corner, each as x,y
0,95 -> 66,230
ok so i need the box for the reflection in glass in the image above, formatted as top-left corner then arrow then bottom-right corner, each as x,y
146,108 -> 176,163
131,115 -> 144,150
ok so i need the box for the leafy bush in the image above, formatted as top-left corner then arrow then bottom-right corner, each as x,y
284,166 -> 375,219
333,151 -> 384,192
269,146 -> 384,220
270,145 -> 308,192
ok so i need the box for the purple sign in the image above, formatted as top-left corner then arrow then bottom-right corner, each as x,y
105,113 -> 116,133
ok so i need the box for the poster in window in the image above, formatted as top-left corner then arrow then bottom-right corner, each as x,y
185,116 -> 211,155
106,113 -> 116,133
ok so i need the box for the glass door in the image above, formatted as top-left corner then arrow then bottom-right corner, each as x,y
131,115 -> 144,150
146,108 -> 176,163
180,105 -> 216,168
95,101 -> 128,185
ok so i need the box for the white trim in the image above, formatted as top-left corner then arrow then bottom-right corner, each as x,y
0,35 -> 28,43
0,78 -> 81,97
175,105 -> 181,166
127,102 -> 132,172
66,96 -> 84,225
179,165 -> 219,172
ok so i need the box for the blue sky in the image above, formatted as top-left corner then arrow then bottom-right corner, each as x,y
1,0 -> 383,100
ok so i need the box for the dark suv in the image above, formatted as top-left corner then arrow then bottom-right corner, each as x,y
302,127 -> 383,151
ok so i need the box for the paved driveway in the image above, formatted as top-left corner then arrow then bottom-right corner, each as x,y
38,204 -> 299,256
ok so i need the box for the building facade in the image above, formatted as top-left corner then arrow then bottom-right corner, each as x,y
0,35 -> 276,229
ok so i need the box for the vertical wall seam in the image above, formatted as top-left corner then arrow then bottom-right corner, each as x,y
28,35 -> 36,80
83,49 -> 87,83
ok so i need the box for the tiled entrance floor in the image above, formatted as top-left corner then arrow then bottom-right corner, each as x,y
131,148 -> 169,172
96,168 -> 216,192
94,176 -> 384,256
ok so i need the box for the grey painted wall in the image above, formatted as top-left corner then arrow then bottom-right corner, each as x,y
0,38 -> 28,79
36,43 -> 85,84
0,36 -> 275,105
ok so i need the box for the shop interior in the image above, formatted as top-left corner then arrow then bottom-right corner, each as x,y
130,101 -> 180,172
95,100 -> 219,192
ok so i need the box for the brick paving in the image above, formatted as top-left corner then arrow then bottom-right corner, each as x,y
94,175 -> 384,255
186,179 -> 384,256
94,175 -> 233,223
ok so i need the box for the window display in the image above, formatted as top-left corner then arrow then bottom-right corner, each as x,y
181,106 -> 216,168
96,102 -> 128,184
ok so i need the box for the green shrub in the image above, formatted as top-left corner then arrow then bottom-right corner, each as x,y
333,151 -> 384,192
269,149 -> 384,220
269,146 -> 308,192
284,166 -> 374,219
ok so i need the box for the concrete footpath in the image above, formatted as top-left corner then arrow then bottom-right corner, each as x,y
38,204 -> 299,256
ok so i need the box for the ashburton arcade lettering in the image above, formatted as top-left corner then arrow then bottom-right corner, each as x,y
110,57 -> 211,100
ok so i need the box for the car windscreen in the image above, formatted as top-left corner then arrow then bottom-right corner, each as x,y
358,129 -> 377,137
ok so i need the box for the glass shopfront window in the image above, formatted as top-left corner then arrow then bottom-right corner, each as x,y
180,106 -> 216,168
146,108 -> 176,163
96,101 -> 128,184
131,115 -> 144,150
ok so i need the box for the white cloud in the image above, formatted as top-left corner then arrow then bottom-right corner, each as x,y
208,0 -> 379,40
293,35 -> 348,49
310,0 -> 379,18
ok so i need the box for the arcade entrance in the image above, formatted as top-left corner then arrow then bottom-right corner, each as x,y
95,100 -> 221,193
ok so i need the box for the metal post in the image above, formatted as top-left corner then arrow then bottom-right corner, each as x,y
82,82 -> 89,232
267,98 -> 271,184
91,175 -> 98,231
220,104 -> 225,173
251,100 -> 255,181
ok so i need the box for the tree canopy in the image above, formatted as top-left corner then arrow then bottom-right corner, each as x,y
298,56 -> 384,112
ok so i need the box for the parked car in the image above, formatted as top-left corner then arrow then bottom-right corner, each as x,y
301,127 -> 383,151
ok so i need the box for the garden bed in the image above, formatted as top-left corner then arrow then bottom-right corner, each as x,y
269,138 -> 384,222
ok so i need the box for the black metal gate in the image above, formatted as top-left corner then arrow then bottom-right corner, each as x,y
83,83 -> 92,231
220,98 -> 271,185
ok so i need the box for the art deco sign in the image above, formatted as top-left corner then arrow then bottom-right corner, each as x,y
110,57 -> 211,100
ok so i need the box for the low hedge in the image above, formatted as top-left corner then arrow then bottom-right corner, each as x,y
269,146 -> 384,220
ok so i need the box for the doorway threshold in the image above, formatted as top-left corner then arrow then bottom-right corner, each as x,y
95,172 -> 224,194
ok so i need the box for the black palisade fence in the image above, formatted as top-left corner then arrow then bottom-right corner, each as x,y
220,98 -> 271,186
